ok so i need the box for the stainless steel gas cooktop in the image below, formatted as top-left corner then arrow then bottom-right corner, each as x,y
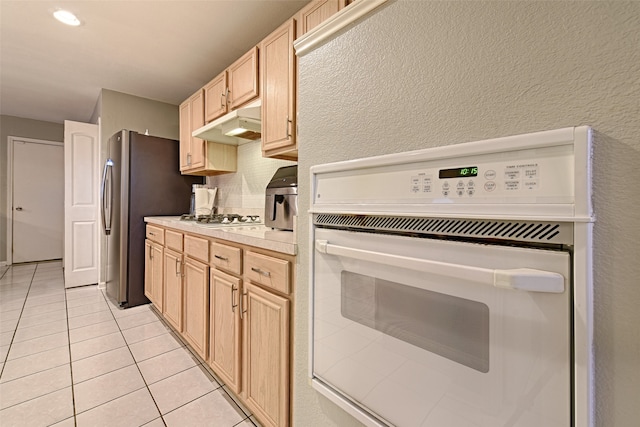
180,213 -> 262,226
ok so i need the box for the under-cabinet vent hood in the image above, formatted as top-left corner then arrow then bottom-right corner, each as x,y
192,99 -> 261,145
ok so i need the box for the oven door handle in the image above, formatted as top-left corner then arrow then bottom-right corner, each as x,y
315,240 -> 565,293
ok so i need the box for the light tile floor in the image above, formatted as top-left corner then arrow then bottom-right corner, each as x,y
0,261 -> 259,427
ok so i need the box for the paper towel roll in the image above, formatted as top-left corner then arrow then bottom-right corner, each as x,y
195,188 -> 212,216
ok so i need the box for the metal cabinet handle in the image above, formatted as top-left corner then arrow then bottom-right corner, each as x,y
240,290 -> 248,319
214,254 -> 228,261
149,232 -> 155,236
286,115 -> 292,138
231,285 -> 238,312
149,248 -> 153,260
251,267 -> 271,277
15,207 -> 23,211
187,153 -> 192,166
175,258 -> 180,276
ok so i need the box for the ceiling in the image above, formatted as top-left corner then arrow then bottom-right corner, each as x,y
0,0 -> 310,124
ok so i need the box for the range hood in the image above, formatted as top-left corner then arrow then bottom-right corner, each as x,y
192,99 -> 261,145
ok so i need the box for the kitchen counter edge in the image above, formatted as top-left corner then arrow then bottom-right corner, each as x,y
144,216 -> 297,255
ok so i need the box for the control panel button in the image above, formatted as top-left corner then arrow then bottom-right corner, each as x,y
484,181 -> 496,192
484,170 -> 496,180
505,180 -> 520,191
505,170 -> 520,180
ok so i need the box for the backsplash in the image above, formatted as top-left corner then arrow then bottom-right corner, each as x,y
206,140 -> 295,217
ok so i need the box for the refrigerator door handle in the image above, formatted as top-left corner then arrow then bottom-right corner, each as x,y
101,159 -> 114,235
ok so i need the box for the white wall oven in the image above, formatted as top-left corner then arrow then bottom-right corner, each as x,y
309,127 -> 594,427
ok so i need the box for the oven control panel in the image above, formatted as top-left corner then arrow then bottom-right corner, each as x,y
409,159 -> 546,200
312,127 -> 591,217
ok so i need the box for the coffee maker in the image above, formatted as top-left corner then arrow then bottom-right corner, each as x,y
265,166 -> 297,231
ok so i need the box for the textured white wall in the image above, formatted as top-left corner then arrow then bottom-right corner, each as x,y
295,1 -> 640,426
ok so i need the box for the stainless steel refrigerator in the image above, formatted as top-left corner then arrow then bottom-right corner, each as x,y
101,130 -> 202,308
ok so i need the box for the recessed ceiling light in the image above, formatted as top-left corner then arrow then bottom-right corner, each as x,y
53,9 -> 81,26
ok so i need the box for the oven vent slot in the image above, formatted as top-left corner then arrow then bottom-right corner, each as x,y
313,214 -> 573,245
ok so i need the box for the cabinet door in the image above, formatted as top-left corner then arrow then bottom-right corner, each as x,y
151,242 -> 164,312
296,0 -> 340,38
144,240 -> 163,310
242,283 -> 290,427
228,46 -> 259,109
163,248 -> 183,331
261,20 -> 296,158
183,257 -> 209,359
179,100 -> 191,171
189,90 -> 206,169
204,71 -> 228,122
209,269 -> 242,393
144,239 -> 154,300
179,90 -> 206,172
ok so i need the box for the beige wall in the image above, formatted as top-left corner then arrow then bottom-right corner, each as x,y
98,89 -> 179,144
295,1 -> 640,426
0,115 -> 64,263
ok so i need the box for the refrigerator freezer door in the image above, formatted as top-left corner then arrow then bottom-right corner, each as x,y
101,159 -> 113,235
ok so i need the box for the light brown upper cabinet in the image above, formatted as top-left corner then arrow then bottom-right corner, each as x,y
203,47 -> 259,123
204,71 -> 228,123
260,19 -> 297,160
296,0 -> 341,38
180,87 -> 237,176
179,89 -> 206,172
228,47 -> 260,110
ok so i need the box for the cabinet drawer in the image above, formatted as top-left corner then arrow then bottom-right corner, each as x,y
244,251 -> 290,295
184,234 -> 209,263
210,242 -> 242,276
165,229 -> 183,252
146,225 -> 165,245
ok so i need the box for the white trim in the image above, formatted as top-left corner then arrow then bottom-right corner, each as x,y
6,136 -> 63,265
294,0 -> 388,57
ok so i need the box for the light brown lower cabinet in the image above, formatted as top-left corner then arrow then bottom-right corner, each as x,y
144,239 -> 163,312
145,225 -> 294,427
162,248 -> 183,331
182,256 -> 209,360
209,269 -> 242,393
242,282 -> 290,427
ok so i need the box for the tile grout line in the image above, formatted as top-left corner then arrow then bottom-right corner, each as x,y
60,263 -> 80,427
0,264 -> 37,380
98,290 -> 168,426
148,307 -> 257,426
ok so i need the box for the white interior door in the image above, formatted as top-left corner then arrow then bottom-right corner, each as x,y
64,120 -> 99,288
11,138 -> 64,263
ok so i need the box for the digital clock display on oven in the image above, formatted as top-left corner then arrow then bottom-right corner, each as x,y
439,166 -> 479,179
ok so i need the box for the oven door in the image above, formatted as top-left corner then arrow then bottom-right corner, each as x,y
311,227 -> 571,427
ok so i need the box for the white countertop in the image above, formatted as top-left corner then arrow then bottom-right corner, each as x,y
144,216 -> 297,255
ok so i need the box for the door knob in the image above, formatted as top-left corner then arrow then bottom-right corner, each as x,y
15,207 -> 23,211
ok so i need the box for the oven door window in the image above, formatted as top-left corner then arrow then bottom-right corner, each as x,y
341,271 -> 490,373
